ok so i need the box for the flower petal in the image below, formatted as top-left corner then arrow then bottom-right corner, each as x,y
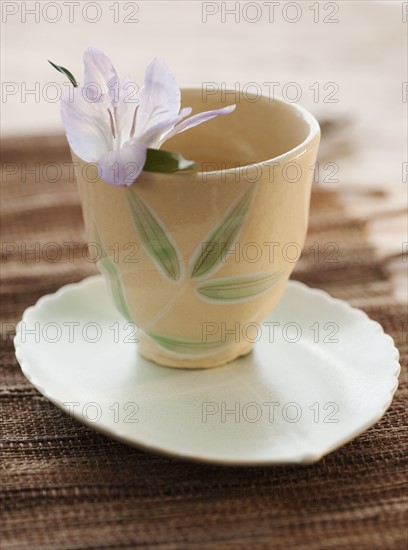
116,75 -> 141,140
140,114 -> 184,148
179,106 -> 192,118
83,47 -> 119,103
61,86 -> 111,162
97,140 -> 147,186
136,58 -> 181,137
163,104 -> 236,143
139,107 -> 193,148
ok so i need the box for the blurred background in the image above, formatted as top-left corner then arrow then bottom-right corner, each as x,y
1,1 -> 405,184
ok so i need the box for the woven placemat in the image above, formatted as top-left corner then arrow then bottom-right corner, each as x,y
1,136 -> 407,550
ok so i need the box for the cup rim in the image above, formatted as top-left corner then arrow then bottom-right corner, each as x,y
180,89 -> 321,176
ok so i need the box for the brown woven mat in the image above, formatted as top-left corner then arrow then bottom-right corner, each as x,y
1,136 -> 407,550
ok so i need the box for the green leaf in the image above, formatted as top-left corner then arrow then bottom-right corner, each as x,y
48,60 -> 78,87
93,227 -> 133,321
143,148 -> 196,174
196,270 -> 284,302
190,187 -> 254,279
148,332 -> 224,356
127,188 -> 182,281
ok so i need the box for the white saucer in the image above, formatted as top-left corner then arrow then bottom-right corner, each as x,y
14,276 -> 400,466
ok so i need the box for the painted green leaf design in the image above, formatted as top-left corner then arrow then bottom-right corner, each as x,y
190,187 -> 254,279
148,332 -> 224,356
144,148 -> 196,173
48,60 -> 78,87
196,270 -> 284,302
127,188 -> 181,281
94,228 -> 133,321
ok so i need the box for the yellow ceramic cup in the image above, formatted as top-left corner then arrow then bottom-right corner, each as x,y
74,89 -> 320,368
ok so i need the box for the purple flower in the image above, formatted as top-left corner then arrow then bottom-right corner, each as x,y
61,48 -> 236,186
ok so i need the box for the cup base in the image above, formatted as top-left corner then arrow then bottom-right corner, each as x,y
138,333 -> 254,369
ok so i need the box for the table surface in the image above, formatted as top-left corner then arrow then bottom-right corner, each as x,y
1,131 -> 407,550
